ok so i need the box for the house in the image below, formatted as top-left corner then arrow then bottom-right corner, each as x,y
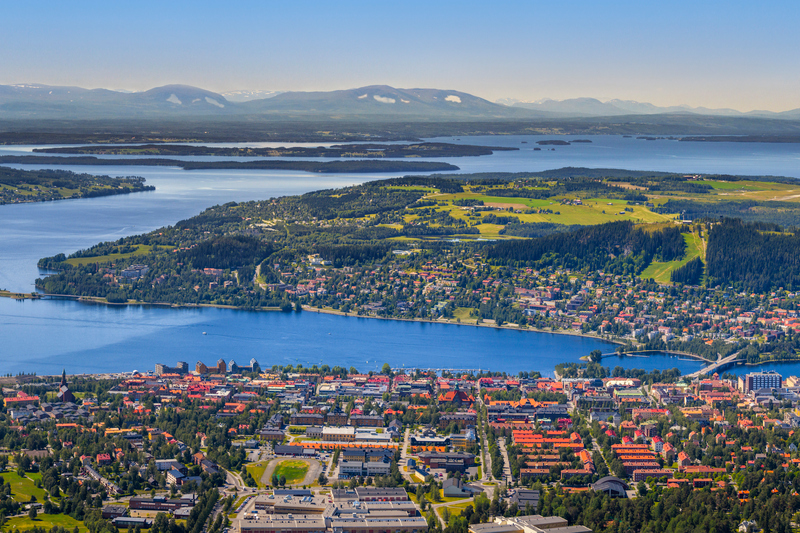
677,452 -> 691,470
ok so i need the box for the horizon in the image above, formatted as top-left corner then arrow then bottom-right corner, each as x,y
2,1 -> 799,113
3,81 -> 798,116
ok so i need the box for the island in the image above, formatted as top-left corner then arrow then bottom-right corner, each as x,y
33,142 -> 519,158
535,140 -> 571,146
0,166 -> 154,205
31,168 -> 800,369
0,155 -> 458,173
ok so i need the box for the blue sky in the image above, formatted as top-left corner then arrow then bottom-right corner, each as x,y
2,0 -> 798,111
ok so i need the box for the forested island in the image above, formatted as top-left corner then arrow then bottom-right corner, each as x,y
0,155 -> 458,173
0,166 -> 154,205
31,170 -> 800,367
33,142 -> 517,158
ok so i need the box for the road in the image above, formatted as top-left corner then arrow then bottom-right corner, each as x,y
399,427 -> 416,483
685,351 -> 742,379
498,437 -> 513,486
430,497 -> 474,527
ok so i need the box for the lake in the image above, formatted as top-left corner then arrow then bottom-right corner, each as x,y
1,135 -> 799,376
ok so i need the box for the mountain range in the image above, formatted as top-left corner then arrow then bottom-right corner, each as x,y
0,83 -> 798,121
500,97 -> 800,119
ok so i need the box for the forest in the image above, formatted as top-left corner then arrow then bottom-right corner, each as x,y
706,218 -> 800,291
487,221 -> 686,272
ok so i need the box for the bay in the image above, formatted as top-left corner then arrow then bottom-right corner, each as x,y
0,297 -> 707,377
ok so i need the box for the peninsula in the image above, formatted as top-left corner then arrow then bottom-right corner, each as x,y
32,169 -> 800,370
0,166 -> 154,205
0,155 -> 458,173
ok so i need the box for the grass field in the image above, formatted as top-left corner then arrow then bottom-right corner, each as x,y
640,230 -> 705,284
452,307 -> 478,324
440,500 -> 475,517
273,460 -> 309,485
246,462 -> 269,488
65,244 -> 166,266
3,514 -> 87,533
0,472 -> 49,502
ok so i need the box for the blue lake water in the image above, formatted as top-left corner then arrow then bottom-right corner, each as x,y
1,135 -> 799,376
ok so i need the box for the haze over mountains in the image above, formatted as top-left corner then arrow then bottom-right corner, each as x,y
500,97 -> 800,119
1,83 -> 798,122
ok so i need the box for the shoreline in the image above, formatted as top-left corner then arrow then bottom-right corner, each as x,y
5,292 -> 799,374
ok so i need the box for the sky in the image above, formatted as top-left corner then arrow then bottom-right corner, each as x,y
2,0 -> 799,112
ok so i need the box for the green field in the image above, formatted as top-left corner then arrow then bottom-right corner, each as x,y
440,500 -> 475,517
246,462 -> 269,488
65,244 -> 165,266
640,230 -> 705,284
0,472 -> 49,502
3,513 -> 88,533
273,460 -> 309,485
452,307 -> 478,324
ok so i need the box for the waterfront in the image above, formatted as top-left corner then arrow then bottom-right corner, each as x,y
1,135 -> 800,375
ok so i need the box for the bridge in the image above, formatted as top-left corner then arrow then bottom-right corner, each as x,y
685,352 -> 744,379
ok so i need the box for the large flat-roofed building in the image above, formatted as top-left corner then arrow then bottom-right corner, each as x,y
327,517 -> 427,533
239,515 -> 327,533
740,371 -> 782,393
254,495 -> 329,515
417,451 -> 476,472
332,487 -> 408,503
322,427 -> 356,442
469,515 -> 590,533
129,496 -> 195,512
338,460 -> 391,478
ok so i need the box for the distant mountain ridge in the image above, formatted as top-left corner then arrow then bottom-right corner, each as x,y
502,96 -> 800,119
0,83 -> 798,121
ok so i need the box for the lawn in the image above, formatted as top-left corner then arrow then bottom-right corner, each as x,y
246,462 -> 269,488
440,500 -> 475,517
640,230 -> 705,284
452,307 -> 478,324
65,244 -> 167,266
3,513 -> 87,533
273,460 -> 309,485
0,472 -> 49,502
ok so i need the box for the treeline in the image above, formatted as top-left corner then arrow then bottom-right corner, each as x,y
180,236 -> 274,270
368,176 -> 465,193
654,199 -> 800,227
499,222 -> 583,238
706,218 -> 800,291
298,187 -> 426,219
487,221 -> 686,272
671,256 -> 704,285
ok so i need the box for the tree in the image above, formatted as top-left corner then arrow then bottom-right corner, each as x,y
279,475 -> 286,487
381,363 -> 392,375
589,350 -> 603,363
28,506 -> 37,520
